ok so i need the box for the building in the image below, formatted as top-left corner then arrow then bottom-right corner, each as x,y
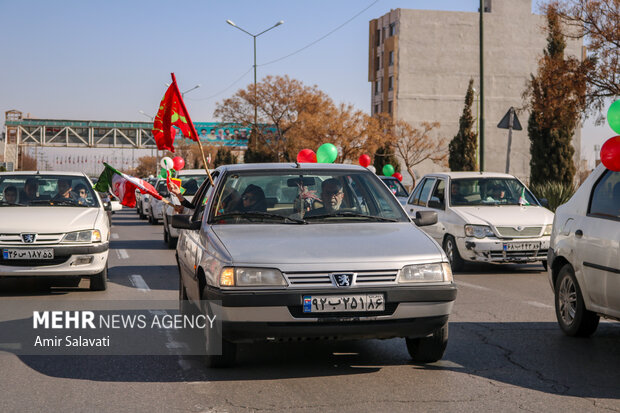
369,0 -> 583,184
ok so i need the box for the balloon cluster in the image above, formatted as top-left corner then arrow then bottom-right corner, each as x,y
159,156 -> 185,178
355,153 -> 402,181
601,100 -> 620,172
296,143 -> 338,163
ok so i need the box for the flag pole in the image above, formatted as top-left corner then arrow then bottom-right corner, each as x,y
196,139 -> 214,187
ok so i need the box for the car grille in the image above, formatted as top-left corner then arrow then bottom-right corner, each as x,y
489,249 -> 548,260
0,233 -> 64,245
284,269 -> 399,288
0,256 -> 71,267
494,226 -> 542,238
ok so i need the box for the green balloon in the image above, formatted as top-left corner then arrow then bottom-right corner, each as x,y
316,143 -> 338,163
608,100 -> 620,134
382,164 -> 395,176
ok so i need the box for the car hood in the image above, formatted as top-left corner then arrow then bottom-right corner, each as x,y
0,207 -> 101,233
211,222 -> 443,265
452,205 -> 554,226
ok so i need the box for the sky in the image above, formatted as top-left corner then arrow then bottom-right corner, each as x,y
0,0 -> 613,168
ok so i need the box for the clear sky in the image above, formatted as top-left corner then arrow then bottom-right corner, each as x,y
0,0 -> 612,168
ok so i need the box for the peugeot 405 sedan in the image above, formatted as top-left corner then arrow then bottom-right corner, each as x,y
548,164 -> 620,336
406,172 -> 554,271
0,171 -> 112,290
172,163 -> 457,367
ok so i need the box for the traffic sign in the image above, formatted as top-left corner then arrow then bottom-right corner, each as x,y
497,107 -> 522,130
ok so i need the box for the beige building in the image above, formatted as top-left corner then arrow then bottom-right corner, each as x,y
369,0 -> 583,185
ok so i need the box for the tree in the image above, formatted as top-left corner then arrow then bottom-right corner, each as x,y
373,144 -> 401,175
548,0 -> 620,119
449,79 -> 478,171
524,6 -> 586,186
214,147 -> 237,168
390,120 -> 447,188
133,156 -> 158,178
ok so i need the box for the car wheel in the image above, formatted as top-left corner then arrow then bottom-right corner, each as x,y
541,260 -> 548,271
406,322 -> 448,363
90,266 -> 108,291
179,274 -> 193,316
201,301 -> 236,368
555,264 -> 599,337
443,235 -> 465,272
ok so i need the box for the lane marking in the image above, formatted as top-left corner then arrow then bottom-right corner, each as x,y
129,274 -> 151,291
116,249 -> 129,259
111,233 -> 119,239
456,281 -> 491,291
525,301 -> 553,309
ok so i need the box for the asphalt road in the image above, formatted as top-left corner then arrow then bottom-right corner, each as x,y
0,209 -> 618,413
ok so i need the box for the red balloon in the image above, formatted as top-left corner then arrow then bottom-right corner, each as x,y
172,156 -> 185,171
392,172 -> 403,182
297,149 -> 317,163
601,136 -> 620,172
358,154 -> 371,168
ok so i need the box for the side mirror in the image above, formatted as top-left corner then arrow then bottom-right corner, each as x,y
103,202 -> 111,211
171,214 -> 201,230
539,198 -> 549,208
413,211 -> 438,226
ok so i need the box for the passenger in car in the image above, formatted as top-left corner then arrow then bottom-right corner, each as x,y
233,184 -> 267,212
450,183 -> 467,204
74,183 -> 89,205
19,178 -> 38,203
3,186 -> 18,204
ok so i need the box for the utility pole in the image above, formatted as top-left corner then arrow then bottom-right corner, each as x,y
479,0 -> 485,171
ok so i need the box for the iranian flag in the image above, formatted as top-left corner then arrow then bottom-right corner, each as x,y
518,187 -> 530,206
94,163 -> 161,208
152,73 -> 199,152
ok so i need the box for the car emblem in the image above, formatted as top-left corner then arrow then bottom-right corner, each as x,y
331,273 -> 354,287
21,233 -> 36,244
515,226 -> 524,232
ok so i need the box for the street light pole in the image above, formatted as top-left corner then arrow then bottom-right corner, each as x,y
226,19 -> 284,138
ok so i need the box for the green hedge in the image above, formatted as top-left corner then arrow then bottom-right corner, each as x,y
529,182 -> 576,212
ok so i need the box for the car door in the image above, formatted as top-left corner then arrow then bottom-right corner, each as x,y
421,178 -> 447,243
578,170 -> 620,315
405,177 -> 436,218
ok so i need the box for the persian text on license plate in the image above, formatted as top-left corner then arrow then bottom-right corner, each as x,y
503,242 -> 541,251
2,248 -> 54,260
303,294 -> 385,313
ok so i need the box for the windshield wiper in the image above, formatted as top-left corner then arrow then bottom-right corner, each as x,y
29,199 -> 80,206
305,211 -> 398,222
212,211 -> 307,224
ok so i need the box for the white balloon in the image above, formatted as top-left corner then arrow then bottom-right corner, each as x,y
160,157 -> 174,170
367,165 -> 377,174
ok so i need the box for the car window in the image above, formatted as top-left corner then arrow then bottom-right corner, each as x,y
588,170 -> 620,220
208,170 -> 409,224
416,178 -> 436,206
450,177 -> 537,206
179,174 -> 208,196
408,180 -> 424,205
192,173 -> 218,222
156,181 -> 167,192
381,177 -> 408,197
0,175 -> 99,207
428,179 -> 446,210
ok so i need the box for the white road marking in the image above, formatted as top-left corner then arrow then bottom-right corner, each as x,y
111,233 -> 119,239
116,249 -> 129,259
525,301 -> 553,309
129,274 -> 150,291
456,281 -> 491,291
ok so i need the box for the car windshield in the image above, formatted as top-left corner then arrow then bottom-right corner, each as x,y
0,175 -> 99,207
179,174 -> 207,196
381,177 -> 409,197
209,169 -> 410,224
450,177 -> 538,206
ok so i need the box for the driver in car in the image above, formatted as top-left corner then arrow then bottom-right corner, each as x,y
53,178 -> 78,201
306,178 -> 344,216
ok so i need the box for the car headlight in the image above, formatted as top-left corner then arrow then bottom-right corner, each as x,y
543,224 -> 553,236
399,262 -> 452,283
62,229 -> 101,243
219,267 -> 287,287
464,224 -> 494,238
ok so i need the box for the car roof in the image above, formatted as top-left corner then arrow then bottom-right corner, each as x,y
216,163 -> 367,173
422,171 -> 517,179
177,169 -> 208,175
0,171 -> 88,177
379,175 -> 400,181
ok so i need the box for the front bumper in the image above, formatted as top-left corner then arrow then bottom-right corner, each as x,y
0,243 -> 109,277
456,236 -> 549,263
203,284 -> 456,343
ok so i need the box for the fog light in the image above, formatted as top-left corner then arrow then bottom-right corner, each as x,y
74,256 -> 94,265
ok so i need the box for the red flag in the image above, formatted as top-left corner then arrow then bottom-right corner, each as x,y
152,73 -> 199,152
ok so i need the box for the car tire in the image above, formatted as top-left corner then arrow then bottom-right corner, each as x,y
406,322 -> 448,363
201,301 -> 236,368
541,260 -> 548,271
167,231 -> 178,249
179,275 -> 193,317
554,264 -> 599,337
443,235 -> 465,272
149,214 -> 157,225
90,266 -> 108,291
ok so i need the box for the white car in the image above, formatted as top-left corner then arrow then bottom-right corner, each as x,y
136,177 -> 156,220
406,172 -> 554,271
0,171 -> 115,290
548,164 -> 620,336
148,179 -> 168,224
161,169 -> 209,248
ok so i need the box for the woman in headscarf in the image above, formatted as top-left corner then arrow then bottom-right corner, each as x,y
236,184 -> 267,212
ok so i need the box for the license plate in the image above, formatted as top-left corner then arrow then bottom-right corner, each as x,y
303,294 -> 385,313
503,242 -> 541,251
2,248 -> 54,260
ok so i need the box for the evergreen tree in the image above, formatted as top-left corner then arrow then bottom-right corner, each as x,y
373,144 -> 400,175
449,79 -> 478,171
527,7 -> 582,186
214,147 -> 238,168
